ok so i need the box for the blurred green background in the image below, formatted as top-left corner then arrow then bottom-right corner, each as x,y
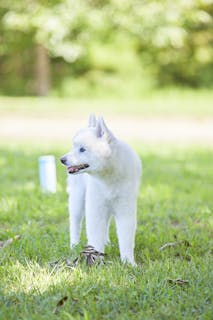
1,3 -> 213,318
0,0 -> 212,97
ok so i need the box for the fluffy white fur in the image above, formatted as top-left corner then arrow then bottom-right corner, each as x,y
60,114 -> 142,265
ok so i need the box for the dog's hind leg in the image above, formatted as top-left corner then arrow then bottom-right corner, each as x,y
67,175 -> 87,248
114,200 -> 137,266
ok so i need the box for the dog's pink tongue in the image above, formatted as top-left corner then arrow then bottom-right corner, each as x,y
68,166 -> 79,174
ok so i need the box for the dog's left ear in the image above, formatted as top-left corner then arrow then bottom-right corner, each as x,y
88,113 -> 96,127
96,117 -> 115,142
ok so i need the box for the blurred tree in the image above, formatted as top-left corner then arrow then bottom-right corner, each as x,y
35,44 -> 50,96
107,0 -> 213,87
0,0 -> 91,95
0,0 -> 212,95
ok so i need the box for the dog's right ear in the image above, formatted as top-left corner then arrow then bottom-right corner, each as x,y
96,116 -> 115,143
88,113 -> 96,127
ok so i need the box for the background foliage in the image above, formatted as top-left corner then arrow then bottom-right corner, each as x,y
0,0 -> 213,96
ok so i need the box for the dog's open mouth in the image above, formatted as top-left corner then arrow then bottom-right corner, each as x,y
67,164 -> 89,174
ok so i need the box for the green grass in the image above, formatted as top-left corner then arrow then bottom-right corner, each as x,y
0,143 -> 212,319
0,89 -> 213,117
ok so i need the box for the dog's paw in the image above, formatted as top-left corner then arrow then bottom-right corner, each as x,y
73,245 -> 105,266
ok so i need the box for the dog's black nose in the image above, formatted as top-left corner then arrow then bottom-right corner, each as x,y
60,156 -> 67,165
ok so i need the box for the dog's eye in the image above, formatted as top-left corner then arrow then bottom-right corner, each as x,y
79,147 -> 86,153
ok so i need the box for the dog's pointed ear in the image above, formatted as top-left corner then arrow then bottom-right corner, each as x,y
96,117 -> 115,142
88,113 -> 96,127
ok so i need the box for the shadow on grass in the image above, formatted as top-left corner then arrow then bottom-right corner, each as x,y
0,146 -> 213,319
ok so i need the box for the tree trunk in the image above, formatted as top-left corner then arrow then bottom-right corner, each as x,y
35,44 -> 51,96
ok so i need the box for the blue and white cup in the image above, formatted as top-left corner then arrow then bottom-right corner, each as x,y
38,155 -> 57,193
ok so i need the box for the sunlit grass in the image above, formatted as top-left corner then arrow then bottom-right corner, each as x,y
0,144 -> 212,319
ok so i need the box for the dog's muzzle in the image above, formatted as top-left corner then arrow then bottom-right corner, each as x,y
60,156 -> 89,174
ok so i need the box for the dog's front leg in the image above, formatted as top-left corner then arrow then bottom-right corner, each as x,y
68,175 -> 86,248
68,193 -> 85,248
85,194 -> 110,253
114,201 -> 137,266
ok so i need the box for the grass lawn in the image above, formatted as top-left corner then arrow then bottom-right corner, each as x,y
0,89 -> 213,117
0,143 -> 212,319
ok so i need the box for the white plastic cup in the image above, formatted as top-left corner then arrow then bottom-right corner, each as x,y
38,155 -> 57,193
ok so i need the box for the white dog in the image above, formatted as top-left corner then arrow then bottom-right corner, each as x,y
60,114 -> 142,265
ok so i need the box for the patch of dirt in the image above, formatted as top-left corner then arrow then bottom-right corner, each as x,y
0,115 -> 213,145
